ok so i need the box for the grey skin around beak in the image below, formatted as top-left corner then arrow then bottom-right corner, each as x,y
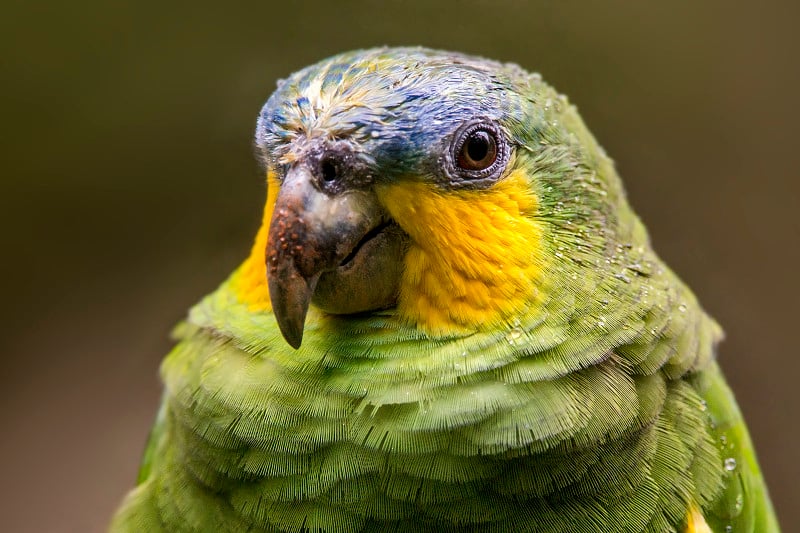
266,160 -> 406,348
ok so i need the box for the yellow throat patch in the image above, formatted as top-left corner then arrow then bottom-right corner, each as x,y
377,168 -> 546,334
233,172 -> 280,312
234,168 -> 546,334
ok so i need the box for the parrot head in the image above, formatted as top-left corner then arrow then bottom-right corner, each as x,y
251,47 -> 628,348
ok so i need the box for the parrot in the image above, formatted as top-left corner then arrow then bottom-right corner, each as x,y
110,47 -> 780,532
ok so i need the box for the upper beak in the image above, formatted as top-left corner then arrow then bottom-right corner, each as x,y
266,164 -> 384,348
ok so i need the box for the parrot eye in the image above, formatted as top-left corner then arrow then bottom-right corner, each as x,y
445,119 -> 509,186
457,129 -> 497,171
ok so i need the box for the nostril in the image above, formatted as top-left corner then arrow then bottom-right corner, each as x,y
320,158 -> 338,182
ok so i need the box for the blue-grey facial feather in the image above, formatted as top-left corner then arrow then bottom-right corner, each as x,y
255,47 -> 535,182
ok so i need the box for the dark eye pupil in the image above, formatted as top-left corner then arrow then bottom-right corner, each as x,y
467,132 -> 490,161
457,129 -> 498,171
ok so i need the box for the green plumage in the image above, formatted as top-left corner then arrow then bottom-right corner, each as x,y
111,48 -> 779,532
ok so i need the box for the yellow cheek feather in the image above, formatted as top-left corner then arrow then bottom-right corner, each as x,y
231,172 -> 281,311
232,168 -> 546,332
377,168 -> 546,334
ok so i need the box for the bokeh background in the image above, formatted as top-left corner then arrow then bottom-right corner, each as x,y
2,1 -> 798,531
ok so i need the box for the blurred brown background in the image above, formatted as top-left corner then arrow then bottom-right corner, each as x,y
1,1 -> 798,531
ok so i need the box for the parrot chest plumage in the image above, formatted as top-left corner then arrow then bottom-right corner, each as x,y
118,272 -> 733,532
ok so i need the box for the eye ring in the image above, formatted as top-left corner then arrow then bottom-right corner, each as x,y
445,119 -> 509,185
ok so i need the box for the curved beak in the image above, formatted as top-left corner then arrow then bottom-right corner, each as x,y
266,165 -> 384,348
